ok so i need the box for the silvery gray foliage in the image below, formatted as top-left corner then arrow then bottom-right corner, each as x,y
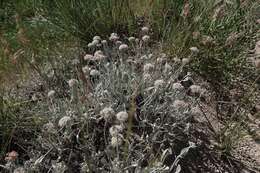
5,31 -> 206,172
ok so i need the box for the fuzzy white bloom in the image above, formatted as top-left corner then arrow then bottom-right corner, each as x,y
148,53 -> 153,59
94,50 -> 106,60
101,40 -> 107,45
47,90 -> 55,98
90,69 -> 100,76
128,37 -> 135,42
93,35 -> 101,41
87,42 -> 95,48
109,33 -> 119,42
119,44 -> 129,52
172,82 -> 184,90
154,79 -> 165,89
143,63 -> 154,74
68,79 -> 78,87
100,107 -> 115,121
190,85 -> 203,95
116,111 -> 128,122
189,47 -> 199,54
82,66 -> 90,74
92,39 -> 99,46
141,26 -> 149,33
115,41 -> 122,47
84,54 -> 94,61
173,57 -> 181,63
109,125 -> 123,137
58,116 -> 71,127
182,58 -> 190,65
111,136 -> 123,147
173,100 -> 188,111
142,35 -> 150,42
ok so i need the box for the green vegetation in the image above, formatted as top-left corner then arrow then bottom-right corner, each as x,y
0,0 -> 259,172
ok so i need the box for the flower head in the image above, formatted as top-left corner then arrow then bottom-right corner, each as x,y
47,90 -> 55,98
109,33 -> 119,42
87,42 -> 95,48
119,44 -> 129,52
68,79 -> 78,87
154,79 -> 165,89
100,107 -> 115,121
141,26 -> 149,34
182,58 -> 190,65
128,37 -> 135,42
90,69 -> 100,77
109,125 -> 123,137
58,116 -> 71,128
190,85 -> 203,95
84,54 -> 94,61
94,50 -> 106,60
143,63 -> 154,74
189,47 -> 199,54
142,35 -> 150,42
101,40 -> 107,45
93,35 -> 101,41
92,39 -> 99,46
5,151 -> 18,161
116,111 -> 128,122
172,82 -> 184,91
111,136 -> 123,147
